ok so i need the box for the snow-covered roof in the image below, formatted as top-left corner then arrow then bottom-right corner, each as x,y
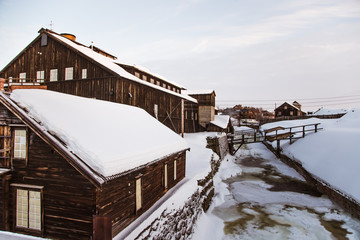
276,101 -> 300,111
183,90 -> 215,95
210,115 -> 230,129
9,89 -> 189,178
119,63 -> 185,89
48,32 -> 196,103
312,108 -> 347,116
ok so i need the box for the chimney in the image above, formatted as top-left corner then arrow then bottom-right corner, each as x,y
60,33 -> 76,41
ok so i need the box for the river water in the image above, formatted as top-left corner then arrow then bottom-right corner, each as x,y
194,143 -> 360,240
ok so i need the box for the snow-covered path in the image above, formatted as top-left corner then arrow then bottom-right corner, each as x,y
193,143 -> 360,240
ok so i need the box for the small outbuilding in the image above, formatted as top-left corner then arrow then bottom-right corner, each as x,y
0,89 -> 188,239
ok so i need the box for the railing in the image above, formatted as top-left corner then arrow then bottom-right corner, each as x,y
263,123 -> 322,144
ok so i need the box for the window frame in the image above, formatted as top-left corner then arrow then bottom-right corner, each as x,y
36,71 -> 45,83
11,184 -> 44,236
65,67 -> 74,80
81,68 -> 87,79
174,160 -> 177,180
12,128 -> 28,162
19,72 -> 26,83
135,177 -> 142,212
50,69 -> 58,82
164,163 -> 168,189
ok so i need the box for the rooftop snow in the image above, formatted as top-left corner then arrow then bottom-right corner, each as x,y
183,90 -> 215,95
312,108 -> 347,116
48,32 -> 196,103
210,115 -> 230,129
10,89 -> 189,177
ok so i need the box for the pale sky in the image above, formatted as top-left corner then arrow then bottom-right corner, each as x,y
1,0 -> 360,111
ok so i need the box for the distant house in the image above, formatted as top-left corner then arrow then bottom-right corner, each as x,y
239,108 -> 256,120
0,89 -> 188,239
275,101 -> 306,118
0,28 -> 199,134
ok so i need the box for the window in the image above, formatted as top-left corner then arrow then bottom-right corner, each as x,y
185,111 -> 188,120
14,186 -> 42,231
40,34 -> 47,47
154,104 -> 158,120
14,129 -> 27,159
174,160 -> 177,180
164,164 -> 168,189
65,67 -> 73,80
9,77 -> 13,83
135,178 -> 142,211
81,69 -> 87,79
135,72 -> 140,78
150,78 -> 155,84
278,111 -> 282,116
142,75 -> 147,81
290,111 -> 293,116
19,73 -> 26,83
195,113 -> 198,121
162,83 -> 166,88
50,69 -> 58,82
284,106 -> 288,110
156,81 -> 160,86
36,71 -> 45,83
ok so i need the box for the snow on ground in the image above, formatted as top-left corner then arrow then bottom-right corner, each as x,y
0,231 -> 48,240
9,89 -> 188,177
261,109 -> 360,202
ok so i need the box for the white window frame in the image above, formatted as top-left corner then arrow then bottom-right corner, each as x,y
65,67 -> 73,80
50,69 -> 58,82
142,75 -> 147,81
150,78 -> 155,84
36,71 -> 45,83
81,69 -> 87,79
135,178 -> 142,211
174,160 -> 177,180
164,163 -> 168,189
19,72 -> 26,83
12,184 -> 43,232
135,72 -> 140,78
14,129 -> 27,159
154,104 -> 158,120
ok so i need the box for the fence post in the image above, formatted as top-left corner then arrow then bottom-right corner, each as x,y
289,128 -> 292,144
254,129 -> 256,142
315,124 -> 318,133
303,126 -> 305,138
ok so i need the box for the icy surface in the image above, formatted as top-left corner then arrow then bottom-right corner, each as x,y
261,110 -> 360,202
10,89 -> 188,177
192,143 -> 360,240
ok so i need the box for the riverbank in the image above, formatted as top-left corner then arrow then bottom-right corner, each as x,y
192,143 -> 360,239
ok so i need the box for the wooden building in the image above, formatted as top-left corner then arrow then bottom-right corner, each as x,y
207,115 -> 233,134
0,89 -> 188,239
0,28 -> 199,133
183,90 -> 216,131
275,101 -> 306,118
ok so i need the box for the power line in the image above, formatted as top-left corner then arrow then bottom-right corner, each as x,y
217,94 -> 360,103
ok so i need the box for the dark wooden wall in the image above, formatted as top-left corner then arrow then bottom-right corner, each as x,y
0,31 -> 200,133
0,172 -> 11,231
189,93 -> 215,106
97,151 -> 186,237
0,104 -> 95,239
46,77 -> 191,133
0,34 -> 111,82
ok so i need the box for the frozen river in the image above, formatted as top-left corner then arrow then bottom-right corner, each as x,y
193,143 -> 360,240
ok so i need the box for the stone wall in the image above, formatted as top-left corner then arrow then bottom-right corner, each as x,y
134,155 -> 221,240
206,134 -> 229,159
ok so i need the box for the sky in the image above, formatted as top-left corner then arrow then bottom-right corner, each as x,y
0,0 -> 360,112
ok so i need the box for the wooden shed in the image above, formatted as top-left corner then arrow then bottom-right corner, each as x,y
207,115 -> 233,134
0,28 -> 198,134
0,89 -> 188,239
